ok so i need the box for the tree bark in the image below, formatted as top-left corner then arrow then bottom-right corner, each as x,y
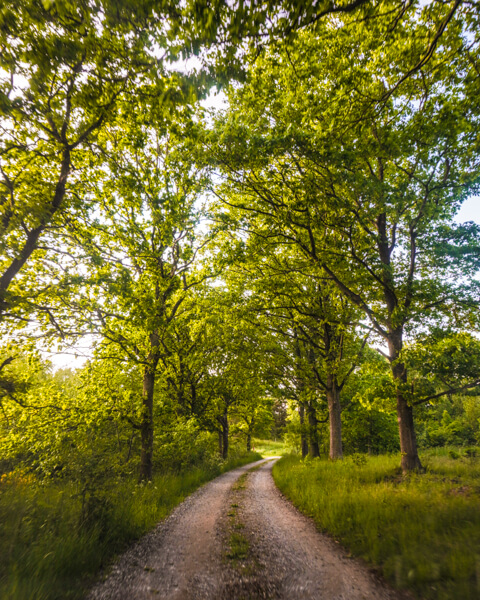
247,432 -> 252,452
0,147 -> 71,317
388,330 -> 423,472
139,364 -> 155,481
217,410 -> 229,459
327,374 -> 343,460
299,403 -> 308,458
222,414 -> 229,459
307,402 -> 320,458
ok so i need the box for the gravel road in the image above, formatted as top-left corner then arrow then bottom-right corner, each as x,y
87,458 -> 408,600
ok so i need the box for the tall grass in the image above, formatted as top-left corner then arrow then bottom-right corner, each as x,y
273,451 -> 480,600
0,452 -> 261,600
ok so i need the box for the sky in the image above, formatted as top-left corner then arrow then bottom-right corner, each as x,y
455,196 -> 480,224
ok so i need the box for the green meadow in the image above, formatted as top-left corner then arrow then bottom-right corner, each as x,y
273,450 -> 480,600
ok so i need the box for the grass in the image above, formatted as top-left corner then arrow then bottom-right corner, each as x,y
224,469 -> 251,565
253,438 -> 286,457
0,451 -> 262,600
273,450 -> 480,600
232,472 -> 248,490
226,532 -> 250,560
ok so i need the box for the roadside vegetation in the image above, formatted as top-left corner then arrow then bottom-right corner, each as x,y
0,448 -> 261,600
273,450 -> 480,600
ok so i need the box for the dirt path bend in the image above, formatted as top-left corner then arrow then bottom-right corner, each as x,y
87,458 -> 406,600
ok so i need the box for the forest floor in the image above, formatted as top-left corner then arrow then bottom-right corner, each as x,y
87,458 -> 409,600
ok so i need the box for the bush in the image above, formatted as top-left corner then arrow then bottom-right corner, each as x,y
464,446 -> 478,459
153,420 -> 217,472
341,405 -> 399,455
448,449 -> 460,460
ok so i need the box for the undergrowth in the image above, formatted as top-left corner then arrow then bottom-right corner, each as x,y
273,450 -> 480,600
0,452 -> 261,600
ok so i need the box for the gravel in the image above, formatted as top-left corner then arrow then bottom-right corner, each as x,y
233,459 -> 411,600
86,458 -> 411,600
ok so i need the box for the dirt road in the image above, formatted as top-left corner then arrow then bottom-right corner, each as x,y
87,458 -> 406,600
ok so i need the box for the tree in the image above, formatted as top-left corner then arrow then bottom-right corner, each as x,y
210,179 -> 370,459
2,0 -> 426,330
170,287 -> 272,459
0,0 -> 468,328
233,394 -> 274,452
207,8 -> 480,470
404,331 -> 480,404
52,104 -> 211,480
0,1 -> 178,322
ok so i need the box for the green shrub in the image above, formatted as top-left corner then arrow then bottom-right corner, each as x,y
341,406 -> 400,454
464,446 -> 478,459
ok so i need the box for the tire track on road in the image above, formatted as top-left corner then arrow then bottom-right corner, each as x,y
87,458 -> 409,600
87,459 -> 268,600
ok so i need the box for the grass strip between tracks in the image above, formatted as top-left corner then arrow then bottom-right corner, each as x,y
224,471 -> 256,574
272,452 -> 480,600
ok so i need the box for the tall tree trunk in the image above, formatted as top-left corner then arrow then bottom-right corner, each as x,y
247,432 -> 252,452
327,374 -> 343,460
299,403 -> 308,458
293,328 -> 309,457
388,330 -> 422,472
222,414 -> 229,460
217,409 -> 229,459
376,211 -> 422,472
307,402 -> 320,458
139,364 -> 155,481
